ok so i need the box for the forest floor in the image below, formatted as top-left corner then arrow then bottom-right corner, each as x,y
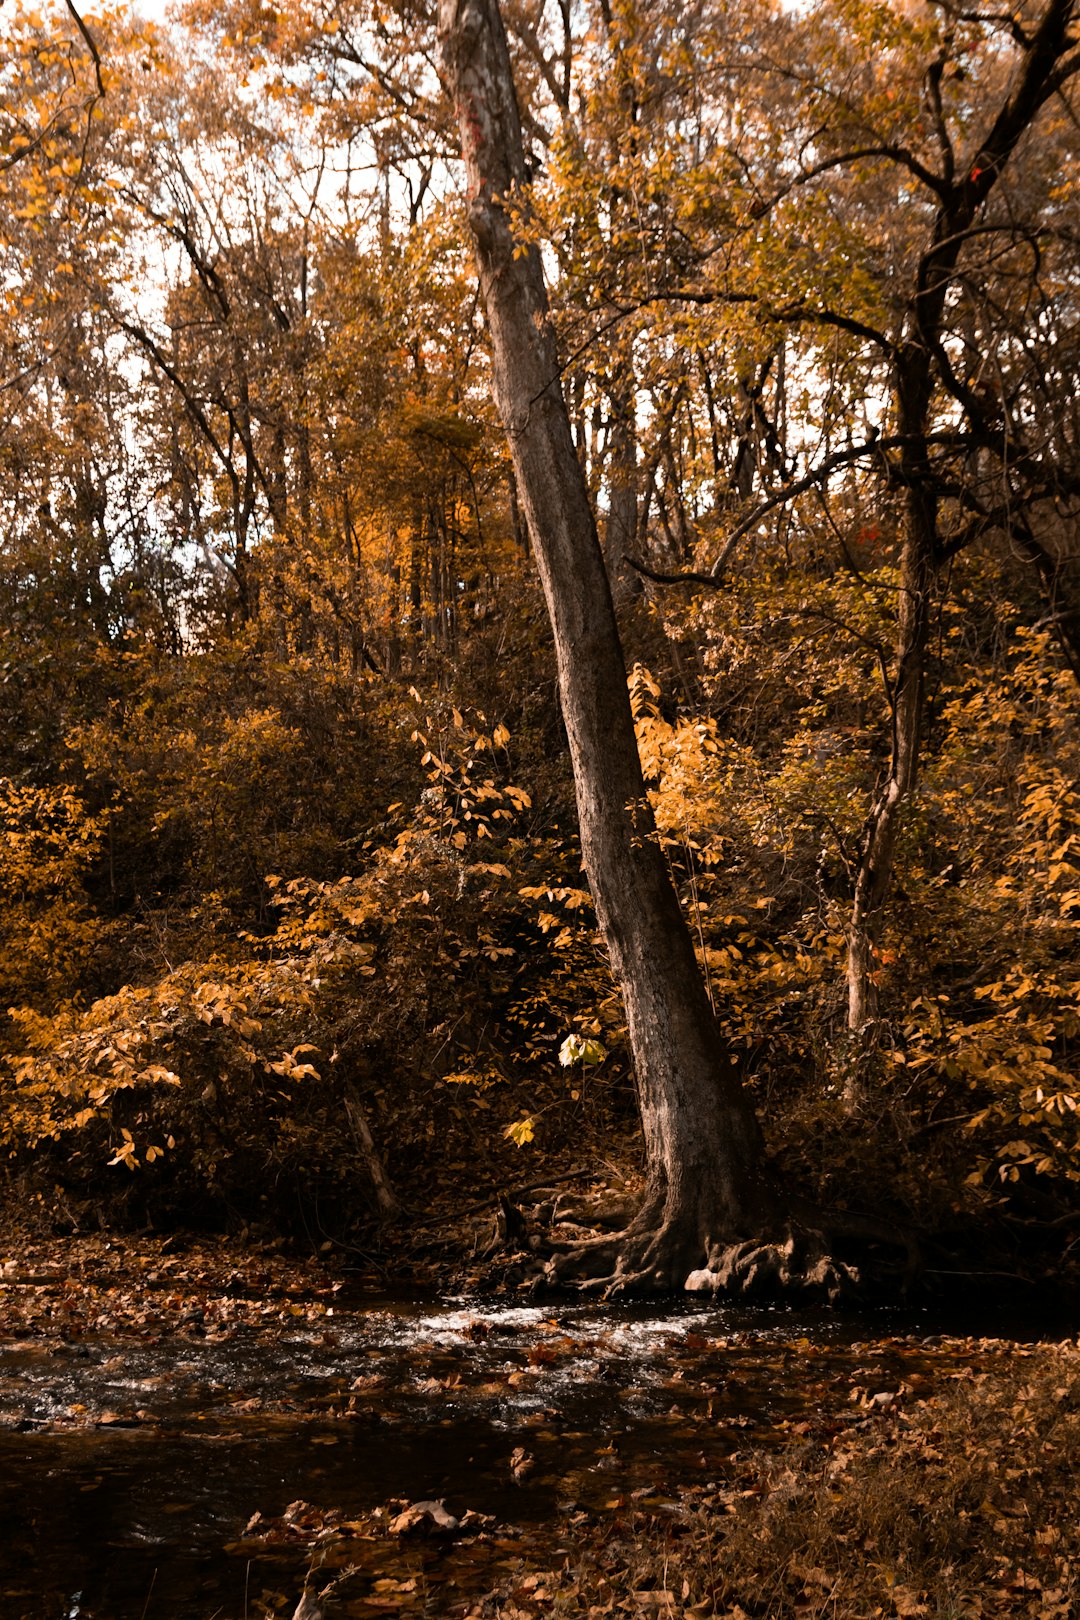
0,1221 -> 1077,1619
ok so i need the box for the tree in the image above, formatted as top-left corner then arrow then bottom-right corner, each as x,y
531,0 -> 1080,1061
437,0 -> 852,1295
800,0 -> 1080,1048
1,0 -> 104,179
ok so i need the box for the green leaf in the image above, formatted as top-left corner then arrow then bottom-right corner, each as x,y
559,1034 -> 606,1067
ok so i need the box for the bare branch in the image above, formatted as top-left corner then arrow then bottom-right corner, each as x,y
63,0 -> 105,101
625,431 -> 976,590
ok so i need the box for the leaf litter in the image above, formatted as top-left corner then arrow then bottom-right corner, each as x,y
0,1235 -> 1076,1617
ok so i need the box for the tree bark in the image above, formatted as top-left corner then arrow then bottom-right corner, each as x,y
438,0 -> 778,1291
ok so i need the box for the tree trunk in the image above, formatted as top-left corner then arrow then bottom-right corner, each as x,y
845,439 -> 934,1049
343,1086 -> 402,1223
604,371 -> 639,609
438,0 -> 782,1292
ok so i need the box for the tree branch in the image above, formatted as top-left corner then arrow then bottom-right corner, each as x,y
625,432 -> 976,588
64,0 -> 105,100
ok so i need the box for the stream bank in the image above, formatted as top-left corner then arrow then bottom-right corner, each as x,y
1,1234 -> 1077,1619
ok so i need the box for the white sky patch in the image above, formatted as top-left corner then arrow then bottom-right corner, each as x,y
130,0 -> 176,22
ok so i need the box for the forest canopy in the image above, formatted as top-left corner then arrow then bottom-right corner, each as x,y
1,0 -> 1078,1285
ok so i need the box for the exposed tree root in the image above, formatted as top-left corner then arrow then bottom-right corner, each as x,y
538,1190 -> 919,1304
544,1222 -> 855,1303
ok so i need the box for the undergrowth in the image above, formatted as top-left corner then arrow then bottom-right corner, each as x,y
483,1343 -> 1080,1618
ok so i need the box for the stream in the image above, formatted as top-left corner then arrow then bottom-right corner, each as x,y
0,1270 -> 1064,1620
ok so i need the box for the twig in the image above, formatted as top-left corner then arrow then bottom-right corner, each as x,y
411,1166 -> 597,1231
922,1268 -> 1037,1283
139,1568 -> 158,1620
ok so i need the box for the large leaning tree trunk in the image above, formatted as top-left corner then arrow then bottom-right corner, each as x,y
437,0 -> 820,1296
844,0 -> 1080,1064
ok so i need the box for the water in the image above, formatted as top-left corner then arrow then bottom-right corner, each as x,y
0,1285 -> 1058,1619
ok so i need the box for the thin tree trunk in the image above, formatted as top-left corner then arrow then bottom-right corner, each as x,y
604,372 -> 638,609
343,1086 -> 402,1222
846,433 -> 934,1046
507,466 -> 528,555
439,0 -> 776,1289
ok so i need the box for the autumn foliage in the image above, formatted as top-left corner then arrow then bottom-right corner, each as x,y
0,0 -> 1077,1270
